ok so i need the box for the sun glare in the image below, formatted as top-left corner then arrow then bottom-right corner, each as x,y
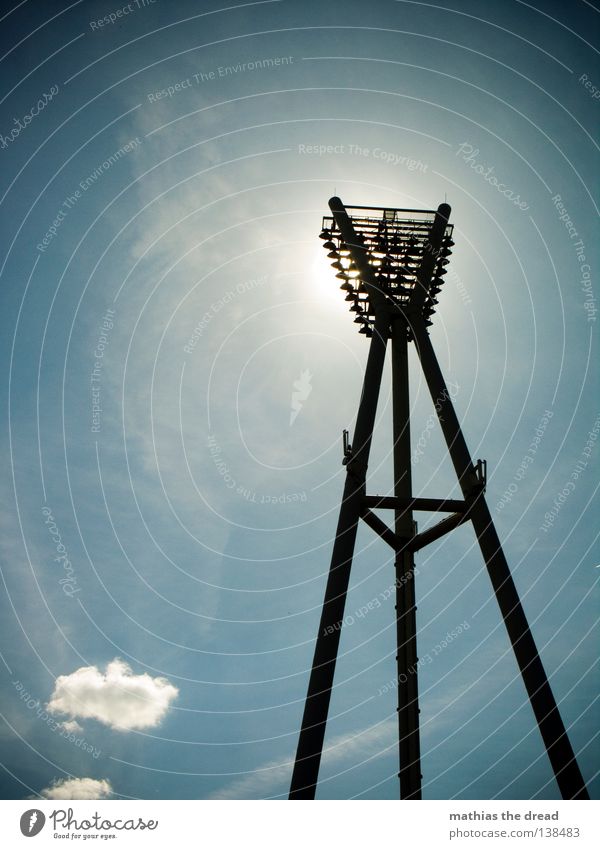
311,243 -> 341,301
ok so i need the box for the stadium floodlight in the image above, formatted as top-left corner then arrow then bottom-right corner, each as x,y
289,196 -> 589,803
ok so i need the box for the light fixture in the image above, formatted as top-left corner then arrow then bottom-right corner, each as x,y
320,203 -> 455,333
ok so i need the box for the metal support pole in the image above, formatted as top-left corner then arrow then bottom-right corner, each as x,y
391,318 -> 422,799
410,315 -> 589,800
289,308 -> 391,799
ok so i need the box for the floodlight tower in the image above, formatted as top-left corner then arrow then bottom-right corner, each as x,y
288,197 -> 589,801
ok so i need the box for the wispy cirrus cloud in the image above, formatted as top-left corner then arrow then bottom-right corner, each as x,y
209,719 -> 396,799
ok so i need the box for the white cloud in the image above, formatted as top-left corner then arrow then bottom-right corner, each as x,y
209,719 -> 396,800
46,658 -> 178,731
39,777 -> 112,800
59,720 -> 83,735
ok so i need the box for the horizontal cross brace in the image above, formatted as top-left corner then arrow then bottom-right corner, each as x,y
362,495 -> 467,513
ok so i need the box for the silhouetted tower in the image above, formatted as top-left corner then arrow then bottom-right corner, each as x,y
289,197 -> 589,801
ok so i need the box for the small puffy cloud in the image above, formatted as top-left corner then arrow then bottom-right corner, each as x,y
39,777 -> 112,800
47,659 -> 178,731
59,720 -> 83,734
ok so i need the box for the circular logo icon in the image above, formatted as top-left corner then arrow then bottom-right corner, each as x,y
20,810 -> 45,837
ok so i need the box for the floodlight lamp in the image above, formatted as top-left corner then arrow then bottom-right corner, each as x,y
320,201 -> 455,336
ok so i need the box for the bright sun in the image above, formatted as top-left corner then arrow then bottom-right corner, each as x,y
310,244 -> 341,301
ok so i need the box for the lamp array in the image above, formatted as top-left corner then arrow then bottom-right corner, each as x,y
320,206 -> 454,336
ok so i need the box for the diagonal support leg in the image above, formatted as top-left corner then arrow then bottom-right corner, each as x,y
410,316 -> 589,800
289,309 -> 390,799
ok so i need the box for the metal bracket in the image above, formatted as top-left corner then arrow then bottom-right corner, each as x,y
342,428 -> 353,465
473,458 -> 487,493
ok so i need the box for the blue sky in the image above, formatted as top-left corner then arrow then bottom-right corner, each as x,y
0,0 -> 598,801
